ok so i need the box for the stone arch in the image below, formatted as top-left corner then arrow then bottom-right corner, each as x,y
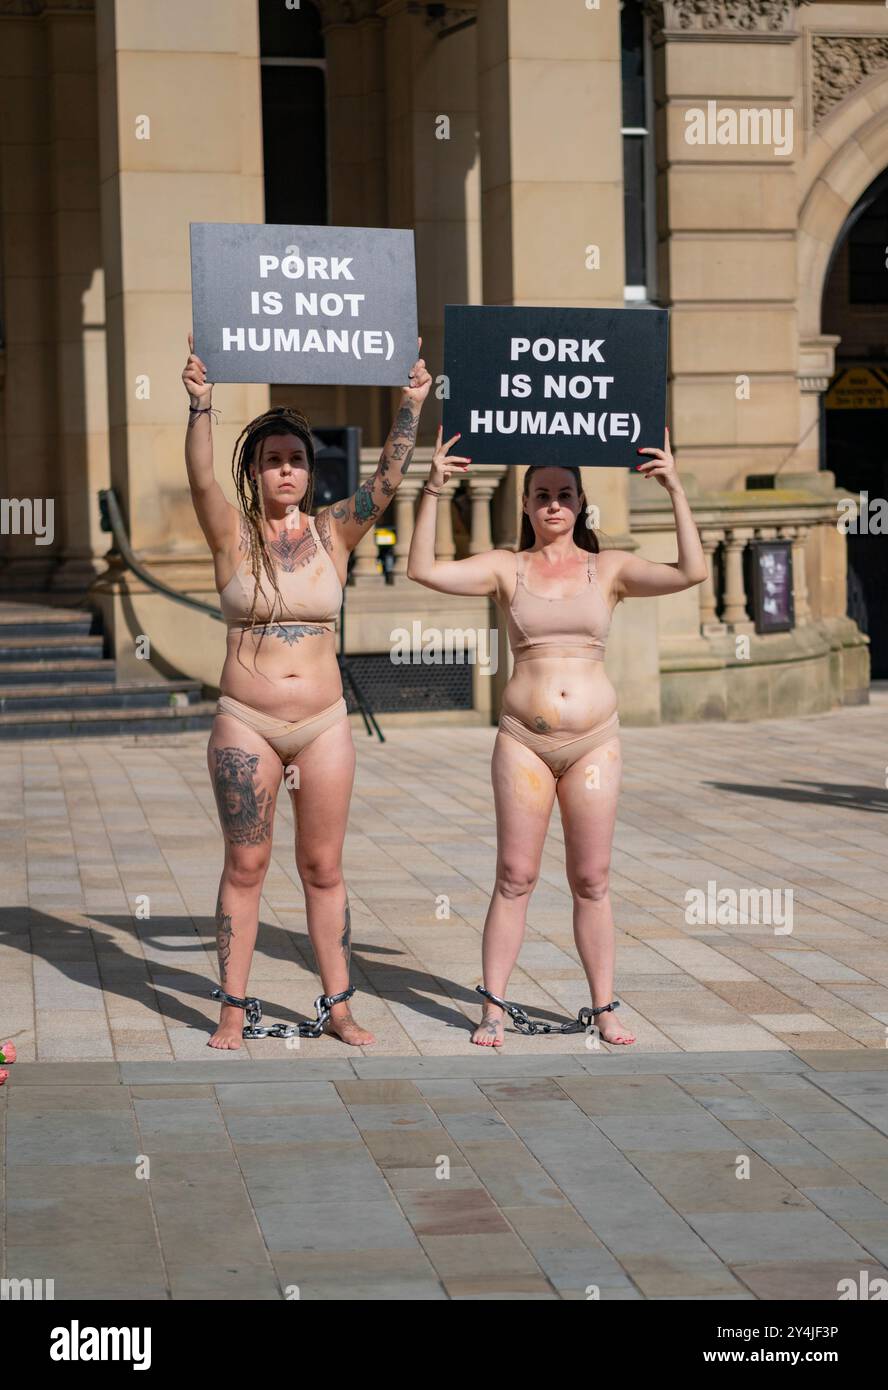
799,69 -> 888,339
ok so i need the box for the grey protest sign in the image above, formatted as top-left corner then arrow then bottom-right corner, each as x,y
190,223 -> 418,386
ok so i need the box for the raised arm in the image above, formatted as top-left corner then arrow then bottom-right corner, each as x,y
182,332 -> 239,556
407,427 -> 504,597
317,341 -> 432,556
611,426 -> 708,600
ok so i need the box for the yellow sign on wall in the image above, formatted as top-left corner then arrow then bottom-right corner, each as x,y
825,366 -> 888,410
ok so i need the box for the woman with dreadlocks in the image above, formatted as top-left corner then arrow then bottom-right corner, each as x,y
182,333 -> 431,1048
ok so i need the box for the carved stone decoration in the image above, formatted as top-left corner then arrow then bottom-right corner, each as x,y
812,35 -> 888,124
643,1 -> 802,37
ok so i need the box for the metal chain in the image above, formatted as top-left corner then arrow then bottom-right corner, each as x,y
211,985 -> 356,1039
475,985 -> 620,1036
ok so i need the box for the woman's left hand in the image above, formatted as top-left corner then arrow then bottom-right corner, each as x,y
403,337 -> 432,405
635,425 -> 680,492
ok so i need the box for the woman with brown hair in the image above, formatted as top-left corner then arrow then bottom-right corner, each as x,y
408,428 -> 707,1047
183,334 -> 431,1048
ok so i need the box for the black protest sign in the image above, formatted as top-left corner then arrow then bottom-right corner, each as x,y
442,305 -> 669,466
190,223 -> 418,386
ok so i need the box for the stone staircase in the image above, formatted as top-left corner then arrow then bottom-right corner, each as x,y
0,601 -> 217,740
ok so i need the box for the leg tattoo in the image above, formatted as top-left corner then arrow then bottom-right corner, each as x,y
340,895 -> 352,970
213,747 -> 273,846
215,889 -> 234,986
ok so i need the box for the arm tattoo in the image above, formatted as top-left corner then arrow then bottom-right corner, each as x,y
212,747 -> 273,845
380,404 -> 419,479
390,440 -> 414,475
315,508 -> 334,555
215,890 -> 234,985
391,405 -> 419,440
341,896 -> 352,969
353,481 -> 379,525
333,400 -> 419,530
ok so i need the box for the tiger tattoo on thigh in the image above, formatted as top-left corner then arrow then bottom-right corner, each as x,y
212,747 -> 273,845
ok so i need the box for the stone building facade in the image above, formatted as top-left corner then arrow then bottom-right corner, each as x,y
0,0 -> 884,724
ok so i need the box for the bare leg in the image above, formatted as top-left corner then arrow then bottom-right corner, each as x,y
206,715 -> 281,1049
557,734 -> 635,1045
473,730 -> 556,1047
287,717 -> 373,1046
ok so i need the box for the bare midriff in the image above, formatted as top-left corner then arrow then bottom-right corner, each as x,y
500,650 -> 618,736
219,624 -> 342,721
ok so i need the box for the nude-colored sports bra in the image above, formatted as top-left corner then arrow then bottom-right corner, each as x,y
506,548 -> 611,663
218,513 -> 343,630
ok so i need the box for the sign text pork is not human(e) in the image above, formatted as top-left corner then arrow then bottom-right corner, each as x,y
442,305 -> 669,467
190,223 -> 418,386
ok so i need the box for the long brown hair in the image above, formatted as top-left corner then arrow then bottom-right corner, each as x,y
519,464 -> 599,553
229,405 -> 316,647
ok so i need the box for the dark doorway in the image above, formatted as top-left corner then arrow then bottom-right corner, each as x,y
822,171 -> 888,677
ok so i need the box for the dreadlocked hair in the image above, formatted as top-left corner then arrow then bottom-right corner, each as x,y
229,406 -> 317,663
520,464 -> 599,553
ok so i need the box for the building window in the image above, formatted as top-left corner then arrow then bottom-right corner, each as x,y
259,0 -> 328,224
621,0 -> 656,303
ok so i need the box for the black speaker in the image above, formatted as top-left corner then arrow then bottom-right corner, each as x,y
310,426 -> 361,508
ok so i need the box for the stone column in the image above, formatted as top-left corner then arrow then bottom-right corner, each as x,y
351,524 -> 379,581
467,475 -> 496,555
49,1 -> 111,593
477,0 -> 628,544
722,527 -> 754,629
393,478 -> 422,574
781,522 -> 811,625
379,0 -> 481,446
317,0 -> 390,452
645,0 -> 803,490
796,336 -> 839,475
0,4 -> 58,589
91,0 -> 269,661
699,528 -> 725,633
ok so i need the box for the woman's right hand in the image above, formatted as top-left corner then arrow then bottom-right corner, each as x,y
429,425 -> 471,488
183,331 -> 213,406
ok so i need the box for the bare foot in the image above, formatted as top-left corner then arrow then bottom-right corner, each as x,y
325,1006 -> 375,1047
596,1009 -> 636,1046
1,1040 -> 16,1064
471,1007 -> 504,1047
208,1003 -> 245,1049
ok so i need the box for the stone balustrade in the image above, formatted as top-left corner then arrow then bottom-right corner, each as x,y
352,448 -> 507,578
629,475 -> 846,635
627,471 -> 869,718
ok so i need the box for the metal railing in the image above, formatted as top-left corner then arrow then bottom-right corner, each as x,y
98,487 -> 224,622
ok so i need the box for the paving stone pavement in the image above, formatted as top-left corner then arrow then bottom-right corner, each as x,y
1,695 -> 887,1298
1,692 -> 887,1060
2,1051 -> 887,1300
